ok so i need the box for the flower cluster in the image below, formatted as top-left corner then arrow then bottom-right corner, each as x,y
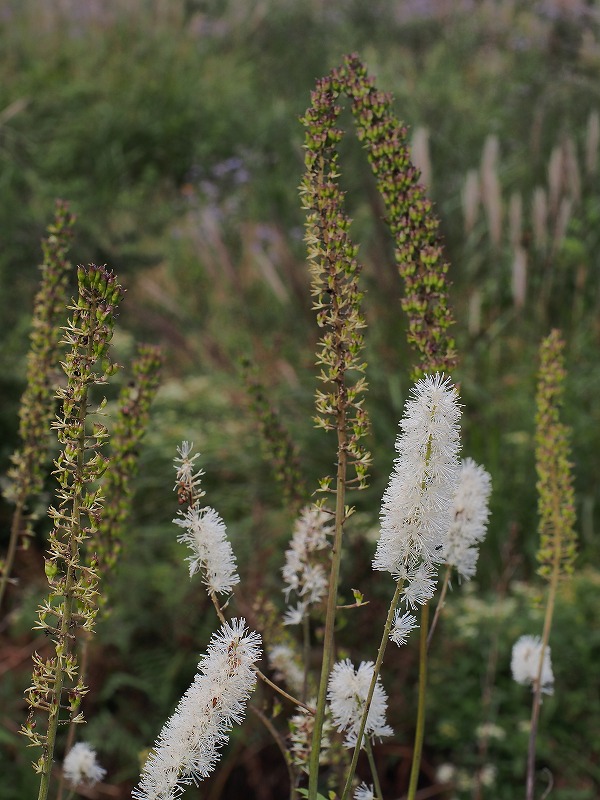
327,659 -> 393,749
281,505 -> 332,625
289,701 -> 332,773
373,374 -> 462,613
133,619 -> 261,800
442,458 -> 492,581
172,442 -> 239,597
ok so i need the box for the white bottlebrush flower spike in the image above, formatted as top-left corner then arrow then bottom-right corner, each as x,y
174,505 -> 239,595
327,659 -> 393,749
282,504 -> 332,624
442,457 -> 492,580
511,635 -> 554,695
133,618 -> 262,800
354,782 -> 375,800
63,742 -> 106,787
373,374 -> 462,585
389,608 -> 419,646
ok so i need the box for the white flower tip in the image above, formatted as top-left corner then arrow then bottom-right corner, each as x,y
63,742 -> 106,787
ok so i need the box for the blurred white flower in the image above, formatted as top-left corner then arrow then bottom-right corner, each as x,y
63,742 -> 106,787
373,374 -> 461,595
443,458 -> 492,581
174,506 -> 239,595
133,619 -> 261,800
435,762 -> 455,783
327,659 -> 393,749
282,504 -> 332,624
268,643 -> 304,695
511,635 -> 554,695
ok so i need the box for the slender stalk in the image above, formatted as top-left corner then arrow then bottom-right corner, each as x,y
250,705 -> 295,800
308,418 -> 348,799
302,614 -> 311,704
340,580 -> 403,800
365,739 -> 383,800
526,545 -> 560,800
407,602 -> 430,800
0,500 -> 24,610
427,567 -> 451,649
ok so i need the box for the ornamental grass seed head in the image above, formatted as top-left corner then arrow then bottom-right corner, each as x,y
327,659 -> 393,749
133,618 -> 261,800
511,635 -> 554,696
373,374 -> 461,596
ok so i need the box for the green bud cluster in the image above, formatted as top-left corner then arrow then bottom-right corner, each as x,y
96,343 -> 162,583
535,329 -> 577,580
310,54 -> 457,379
22,265 -> 124,787
300,72 -> 371,492
1,202 -> 75,610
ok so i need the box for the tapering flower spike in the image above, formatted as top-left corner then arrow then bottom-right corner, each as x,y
133,618 -> 262,800
373,374 -> 462,590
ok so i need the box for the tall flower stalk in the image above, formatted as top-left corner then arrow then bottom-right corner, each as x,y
342,375 -> 461,800
0,201 -> 75,613
21,265 -> 123,800
524,329 -> 576,800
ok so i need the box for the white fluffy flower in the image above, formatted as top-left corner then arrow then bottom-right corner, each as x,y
327,659 -> 393,749
389,609 -> 418,646
282,505 -> 332,623
442,458 -> 492,580
511,635 -> 554,695
63,742 -> 106,787
174,506 -> 239,595
133,619 -> 261,800
373,374 -> 461,581
354,783 -> 375,800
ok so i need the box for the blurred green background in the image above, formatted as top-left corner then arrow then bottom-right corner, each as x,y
1,1 -> 599,798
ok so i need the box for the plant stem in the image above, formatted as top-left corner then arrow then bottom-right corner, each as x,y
250,705 -> 296,800
0,496 -> 25,612
365,738 -> 383,800
307,414 -> 348,800
408,602 -> 430,800
427,567 -> 451,650
526,556 -> 560,800
340,579 -> 403,800
302,614 -> 310,704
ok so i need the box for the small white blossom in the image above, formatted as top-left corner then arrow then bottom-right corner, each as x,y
327,659 -> 393,749
373,374 -> 461,580
511,635 -> 554,695
282,505 -> 332,624
402,561 -> 437,609
389,609 -> 418,646
282,602 -> 308,627
435,762 -> 455,784
354,783 -> 375,800
133,619 -> 261,800
173,441 -> 205,503
443,458 -> 492,581
174,506 -> 239,595
479,763 -> 497,787
63,742 -> 106,787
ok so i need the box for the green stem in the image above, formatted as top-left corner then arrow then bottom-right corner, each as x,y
340,579 -> 404,800
307,414 -> 348,800
427,566 -> 451,650
302,613 -> 310,704
407,602 -> 430,800
0,492 -> 26,613
364,738 -> 383,800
